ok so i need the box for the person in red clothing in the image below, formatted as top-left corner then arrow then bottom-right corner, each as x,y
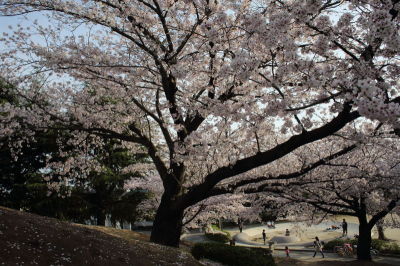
285,246 -> 290,257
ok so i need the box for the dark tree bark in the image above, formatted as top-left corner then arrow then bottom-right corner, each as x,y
96,210 -> 106,226
357,215 -> 372,261
150,196 -> 184,247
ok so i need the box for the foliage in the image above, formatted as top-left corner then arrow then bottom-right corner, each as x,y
259,200 -> 287,222
380,242 -> 400,255
0,129 -> 69,213
323,238 -> 358,251
1,81 -> 150,225
210,224 -> 232,238
324,238 -> 400,255
80,139 -> 151,225
369,239 -> 400,255
191,242 -> 275,266
204,233 -> 230,243
211,224 -> 220,231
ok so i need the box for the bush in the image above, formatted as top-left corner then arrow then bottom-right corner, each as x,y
382,242 -> 400,255
374,240 -> 400,255
205,233 -> 231,243
323,238 -> 357,251
324,238 -> 400,255
191,242 -> 276,266
371,239 -> 387,251
211,224 -> 220,231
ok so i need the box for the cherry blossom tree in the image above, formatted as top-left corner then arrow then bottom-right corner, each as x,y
247,134 -> 400,261
0,0 -> 400,247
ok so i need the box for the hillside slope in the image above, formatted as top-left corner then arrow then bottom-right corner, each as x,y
0,206 -> 200,265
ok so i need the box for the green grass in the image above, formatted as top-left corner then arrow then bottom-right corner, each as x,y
205,233 -> 230,243
211,224 -> 231,237
192,242 -> 276,266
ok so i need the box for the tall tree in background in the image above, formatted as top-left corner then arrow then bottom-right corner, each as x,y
0,79 -> 65,213
82,140 -> 150,226
1,0 -> 399,248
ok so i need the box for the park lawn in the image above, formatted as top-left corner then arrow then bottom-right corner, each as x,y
0,206 -> 200,266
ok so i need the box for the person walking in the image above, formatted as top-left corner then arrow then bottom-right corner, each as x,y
313,236 -> 324,258
262,229 -> 267,245
342,219 -> 348,236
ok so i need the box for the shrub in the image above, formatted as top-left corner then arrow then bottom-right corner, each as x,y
205,233 -> 230,243
375,241 -> 400,255
371,239 -> 387,251
384,242 -> 400,255
211,224 -> 233,234
191,242 -> 276,266
324,238 -> 400,255
323,238 -> 357,250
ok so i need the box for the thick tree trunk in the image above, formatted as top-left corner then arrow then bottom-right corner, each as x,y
150,199 -> 184,247
357,214 -> 372,261
357,224 -> 372,260
377,225 -> 386,240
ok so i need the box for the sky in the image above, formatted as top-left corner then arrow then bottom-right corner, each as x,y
0,12 -> 47,32
0,12 -> 52,50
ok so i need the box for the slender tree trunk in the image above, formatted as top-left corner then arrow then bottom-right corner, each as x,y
96,210 -> 106,226
150,197 -> 184,247
377,225 -> 386,240
357,208 -> 372,260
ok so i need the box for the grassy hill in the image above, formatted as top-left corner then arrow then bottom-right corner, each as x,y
0,206 -> 200,265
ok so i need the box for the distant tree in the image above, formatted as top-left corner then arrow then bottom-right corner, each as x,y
259,200 -> 287,223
